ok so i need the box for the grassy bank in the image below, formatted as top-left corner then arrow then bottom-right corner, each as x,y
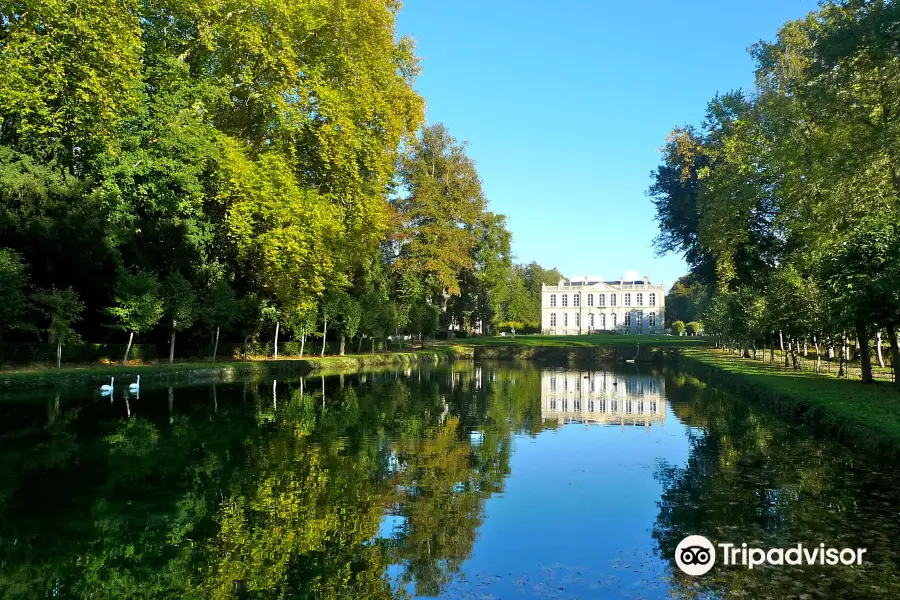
0,348 -> 467,390
680,347 -> 900,456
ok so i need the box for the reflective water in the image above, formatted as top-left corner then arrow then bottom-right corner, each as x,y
1,363 -> 899,599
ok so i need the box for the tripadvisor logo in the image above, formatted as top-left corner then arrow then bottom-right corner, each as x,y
674,535 -> 868,576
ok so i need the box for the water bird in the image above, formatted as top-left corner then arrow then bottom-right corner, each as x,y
626,344 -> 640,364
100,377 -> 115,394
129,375 -> 140,392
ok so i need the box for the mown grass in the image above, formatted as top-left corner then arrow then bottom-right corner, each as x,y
681,347 -> 900,454
439,333 -> 709,348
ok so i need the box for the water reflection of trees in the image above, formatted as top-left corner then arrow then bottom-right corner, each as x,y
0,364 -> 547,599
655,372 -> 900,599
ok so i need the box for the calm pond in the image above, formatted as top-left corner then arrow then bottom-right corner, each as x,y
1,362 -> 899,599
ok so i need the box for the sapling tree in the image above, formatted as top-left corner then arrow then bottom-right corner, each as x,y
106,270 -> 164,366
287,303 -> 318,358
202,281 -> 238,362
0,248 -> 33,340
34,286 -> 84,368
162,272 -> 197,364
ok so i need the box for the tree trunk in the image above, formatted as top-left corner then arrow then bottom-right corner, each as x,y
877,330 -> 885,368
371,337 -> 375,354
827,343 -> 834,360
886,324 -> 900,391
778,330 -> 784,351
803,339 -> 808,358
856,320 -> 873,383
339,334 -> 346,356
169,320 -> 177,364
274,321 -> 280,360
122,331 -> 134,366
300,333 -> 306,358
321,316 -> 327,357
838,333 -> 846,378
813,337 -> 821,373
212,325 -> 220,362
357,335 -> 364,354
784,336 -> 790,367
56,341 -> 62,369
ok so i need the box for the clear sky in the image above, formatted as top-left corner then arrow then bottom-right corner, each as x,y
396,0 -> 815,290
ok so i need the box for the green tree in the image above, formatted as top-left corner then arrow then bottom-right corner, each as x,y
106,270 -> 164,366
202,281 -> 238,362
34,286 -> 84,368
0,248 -> 32,340
672,320 -> 686,336
162,273 -> 197,364
686,321 -> 701,336
395,124 -> 486,303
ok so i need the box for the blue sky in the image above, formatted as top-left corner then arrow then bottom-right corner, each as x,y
396,0 -> 815,290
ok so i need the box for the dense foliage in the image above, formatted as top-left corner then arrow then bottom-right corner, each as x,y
650,0 -> 900,388
0,0 -> 559,363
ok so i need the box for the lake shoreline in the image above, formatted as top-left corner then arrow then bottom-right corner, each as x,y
0,348 -> 468,390
677,348 -> 900,459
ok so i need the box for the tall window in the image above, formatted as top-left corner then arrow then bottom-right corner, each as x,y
612,313 -> 617,327
610,294 -> 616,306
625,313 -> 631,326
550,313 -> 557,326
624,293 -> 631,306
598,293 -> 606,306
573,293 -> 580,307
637,311 -> 643,328
562,294 -> 568,307
636,293 -> 643,306
600,313 -> 606,328
550,294 -> 557,307
587,294 -> 594,307
649,312 -> 656,327
649,293 -> 656,307
564,313 -> 568,326
550,375 -> 556,392
589,313 -> 594,327
575,313 -> 580,327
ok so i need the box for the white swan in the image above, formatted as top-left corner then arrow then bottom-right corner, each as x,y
129,375 -> 140,392
626,344 -> 640,364
100,377 -> 115,394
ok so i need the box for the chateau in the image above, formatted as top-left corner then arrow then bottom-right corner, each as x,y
541,275 -> 665,335
541,370 -> 666,427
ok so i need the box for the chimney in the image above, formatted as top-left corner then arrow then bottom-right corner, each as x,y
644,275 -> 649,286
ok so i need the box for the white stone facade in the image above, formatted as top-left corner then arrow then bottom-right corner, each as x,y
541,275 -> 665,335
541,370 -> 666,426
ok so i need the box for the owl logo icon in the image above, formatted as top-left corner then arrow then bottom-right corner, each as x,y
675,535 -> 716,576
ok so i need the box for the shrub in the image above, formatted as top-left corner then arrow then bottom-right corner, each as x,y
672,320 -> 686,336
686,321 -> 701,336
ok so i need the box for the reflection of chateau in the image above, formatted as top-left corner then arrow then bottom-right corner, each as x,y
541,370 -> 666,426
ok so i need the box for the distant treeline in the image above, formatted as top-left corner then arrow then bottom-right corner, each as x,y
651,0 -> 900,386
0,0 -> 561,365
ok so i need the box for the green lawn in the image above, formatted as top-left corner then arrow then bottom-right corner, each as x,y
682,347 -> 900,452
441,333 -> 710,348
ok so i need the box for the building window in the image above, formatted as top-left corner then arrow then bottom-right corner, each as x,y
575,313 -> 580,327
636,293 -> 643,306
564,313 -> 568,326
625,313 -> 631,326
587,294 -> 594,307
612,313 -> 617,327
624,293 -> 631,306
637,311 -> 643,328
550,313 -> 556,327
600,313 -> 606,328
589,313 -> 594,327
610,294 -> 616,306
573,294 -> 580,307
598,293 -> 605,306
550,375 -> 556,392
649,293 -> 656,307
649,312 -> 656,327
550,294 -> 556,307
562,294 -> 568,307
